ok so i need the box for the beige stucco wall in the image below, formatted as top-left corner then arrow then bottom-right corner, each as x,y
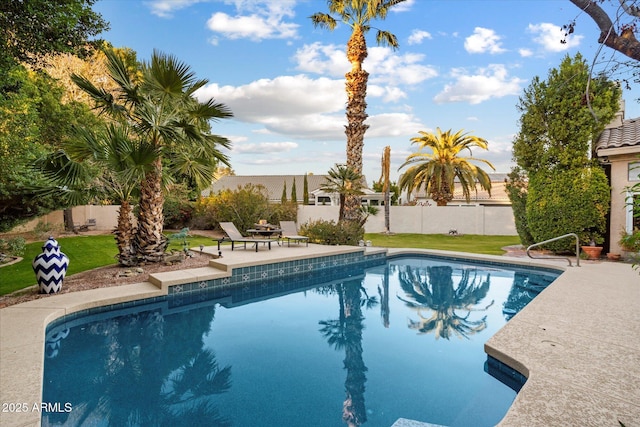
10,205 -> 121,233
607,154 -> 639,254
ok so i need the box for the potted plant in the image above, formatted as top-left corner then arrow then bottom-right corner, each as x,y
619,229 -> 640,254
581,234 -> 603,260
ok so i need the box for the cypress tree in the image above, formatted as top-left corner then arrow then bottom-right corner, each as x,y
303,174 -> 309,205
291,178 -> 297,203
281,180 -> 287,203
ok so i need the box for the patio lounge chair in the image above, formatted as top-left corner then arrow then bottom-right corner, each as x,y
279,221 -> 309,247
217,222 -> 278,252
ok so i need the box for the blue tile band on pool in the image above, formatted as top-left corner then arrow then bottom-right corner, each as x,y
43,254 -> 559,427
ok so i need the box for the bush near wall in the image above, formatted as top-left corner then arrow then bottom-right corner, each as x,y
300,219 -> 363,245
194,184 -> 298,233
506,167 -> 534,246
527,166 -> 609,252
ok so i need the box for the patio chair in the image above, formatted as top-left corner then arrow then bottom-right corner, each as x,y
279,221 -> 309,247
217,222 -> 278,252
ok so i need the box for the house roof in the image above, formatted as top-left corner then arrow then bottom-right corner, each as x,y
203,174 -> 364,202
596,117 -> 640,152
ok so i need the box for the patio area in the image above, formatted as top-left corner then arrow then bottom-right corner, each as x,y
1,243 -> 638,426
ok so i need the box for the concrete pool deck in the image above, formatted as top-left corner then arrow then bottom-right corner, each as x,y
1,243 -> 638,426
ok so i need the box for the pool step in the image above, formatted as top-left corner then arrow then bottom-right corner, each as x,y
391,418 -> 447,427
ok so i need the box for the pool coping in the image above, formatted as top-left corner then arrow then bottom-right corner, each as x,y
1,244 -> 639,426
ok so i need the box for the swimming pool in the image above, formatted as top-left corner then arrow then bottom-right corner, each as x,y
42,254 -> 559,427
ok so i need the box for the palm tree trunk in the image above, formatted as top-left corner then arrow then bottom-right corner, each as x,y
113,200 -> 137,266
382,146 -> 391,233
134,158 -> 167,263
344,26 -> 369,223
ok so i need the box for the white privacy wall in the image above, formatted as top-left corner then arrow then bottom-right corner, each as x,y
298,205 -> 517,235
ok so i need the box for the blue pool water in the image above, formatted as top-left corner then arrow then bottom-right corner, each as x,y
42,255 -> 559,427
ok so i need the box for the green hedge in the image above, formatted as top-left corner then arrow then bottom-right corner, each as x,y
299,219 -> 363,245
527,166 -> 609,252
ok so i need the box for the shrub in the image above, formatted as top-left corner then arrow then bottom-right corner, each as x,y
506,167 -> 534,247
527,166 -> 609,252
300,219 -> 363,245
194,184 -> 298,233
163,184 -> 195,229
0,237 -> 26,257
619,230 -> 640,252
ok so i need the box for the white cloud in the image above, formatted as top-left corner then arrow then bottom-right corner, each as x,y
528,22 -> 581,52
368,85 -> 407,103
234,141 -> 298,154
293,43 -> 350,77
366,47 -> 439,86
196,74 -> 347,139
294,43 -> 438,88
465,27 -> 506,54
519,48 -> 533,57
434,64 -> 525,104
408,29 -> 432,45
365,113 -> 425,138
390,0 -> 415,13
207,12 -> 299,40
206,0 -> 299,40
145,0 -> 205,18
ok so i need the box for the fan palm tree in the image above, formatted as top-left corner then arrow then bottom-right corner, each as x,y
72,48 -> 232,263
35,123 -> 158,265
320,164 -> 365,222
398,128 -> 495,206
310,0 -> 406,222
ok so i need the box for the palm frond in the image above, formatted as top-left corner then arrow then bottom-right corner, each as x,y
310,12 -> 338,30
376,30 -> 400,49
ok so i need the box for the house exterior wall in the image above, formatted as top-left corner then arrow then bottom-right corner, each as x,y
607,154 -> 640,254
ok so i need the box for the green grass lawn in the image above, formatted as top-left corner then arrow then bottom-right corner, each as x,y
0,232 -> 521,296
365,233 -> 521,255
0,233 -> 218,296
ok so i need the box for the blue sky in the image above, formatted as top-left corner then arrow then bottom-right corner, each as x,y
93,0 -> 640,183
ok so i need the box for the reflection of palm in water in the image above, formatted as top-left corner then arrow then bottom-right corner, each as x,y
43,306 -> 232,426
502,271 -> 548,321
397,265 -> 494,340
319,281 -> 378,427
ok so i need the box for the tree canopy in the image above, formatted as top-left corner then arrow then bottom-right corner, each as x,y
398,128 -> 495,206
509,53 -> 620,249
0,65 -> 102,231
0,0 -> 108,69
513,53 -> 621,174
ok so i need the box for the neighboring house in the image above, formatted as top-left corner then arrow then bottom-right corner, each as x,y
202,174 -> 383,206
595,108 -> 640,254
402,173 -> 512,206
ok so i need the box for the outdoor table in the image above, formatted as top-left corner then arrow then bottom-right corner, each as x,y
247,228 -> 282,238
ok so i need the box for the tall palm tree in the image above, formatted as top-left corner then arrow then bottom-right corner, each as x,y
310,0 -> 406,221
320,164 -> 365,222
72,49 -> 232,263
398,128 -> 495,206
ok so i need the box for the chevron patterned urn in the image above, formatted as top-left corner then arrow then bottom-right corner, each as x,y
32,237 -> 69,294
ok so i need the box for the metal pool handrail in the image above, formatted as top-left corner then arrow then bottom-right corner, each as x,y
526,233 -> 580,267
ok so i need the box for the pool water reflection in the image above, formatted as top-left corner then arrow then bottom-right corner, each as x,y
42,255 -> 559,427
